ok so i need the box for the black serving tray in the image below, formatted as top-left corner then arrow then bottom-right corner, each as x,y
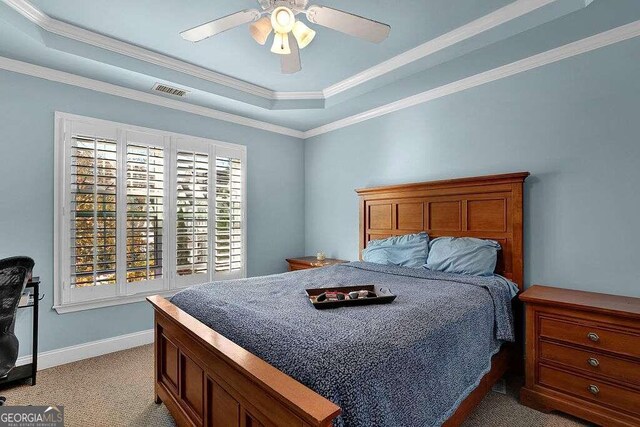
305,285 -> 396,309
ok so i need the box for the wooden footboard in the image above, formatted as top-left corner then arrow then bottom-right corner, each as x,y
148,295 -> 341,427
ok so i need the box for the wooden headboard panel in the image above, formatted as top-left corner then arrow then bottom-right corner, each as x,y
356,172 -> 529,289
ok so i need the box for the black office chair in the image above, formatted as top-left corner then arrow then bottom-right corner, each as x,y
0,256 -> 35,405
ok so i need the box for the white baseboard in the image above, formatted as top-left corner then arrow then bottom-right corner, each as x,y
16,328 -> 154,371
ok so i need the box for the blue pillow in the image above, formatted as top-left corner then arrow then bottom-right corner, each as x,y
362,232 -> 429,268
426,237 -> 500,276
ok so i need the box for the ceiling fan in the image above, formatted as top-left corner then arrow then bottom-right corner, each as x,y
180,0 -> 391,74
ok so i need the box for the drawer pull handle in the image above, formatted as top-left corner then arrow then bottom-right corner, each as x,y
587,358 -> 600,367
588,385 -> 600,395
587,332 -> 600,342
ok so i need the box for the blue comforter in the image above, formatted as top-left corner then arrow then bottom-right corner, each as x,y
171,262 -> 516,427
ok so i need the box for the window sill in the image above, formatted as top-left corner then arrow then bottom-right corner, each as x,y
53,288 -> 182,314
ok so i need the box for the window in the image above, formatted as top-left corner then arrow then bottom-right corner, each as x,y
175,150 -> 210,279
126,139 -> 165,284
54,113 -> 247,313
215,155 -> 243,273
70,132 -> 118,294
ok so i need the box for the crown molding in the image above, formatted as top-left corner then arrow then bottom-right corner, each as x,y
2,0 -> 282,99
322,0 -> 562,98
304,19 -> 640,138
2,0 -> 571,103
0,56 -> 305,138
271,91 -> 324,100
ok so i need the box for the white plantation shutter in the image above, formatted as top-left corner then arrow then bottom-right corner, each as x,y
215,155 -> 243,273
125,132 -> 166,288
63,120 -> 120,304
70,135 -> 118,288
212,145 -> 246,279
56,114 -> 247,312
175,150 -> 210,278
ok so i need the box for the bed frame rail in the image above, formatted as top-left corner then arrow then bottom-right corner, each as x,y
148,295 -> 341,427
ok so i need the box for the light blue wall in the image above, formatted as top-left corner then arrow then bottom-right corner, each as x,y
304,38 -> 640,298
0,70 -> 305,357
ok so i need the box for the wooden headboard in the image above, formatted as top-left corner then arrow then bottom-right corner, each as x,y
356,172 -> 529,290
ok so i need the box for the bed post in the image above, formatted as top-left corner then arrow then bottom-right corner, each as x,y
153,317 -> 162,405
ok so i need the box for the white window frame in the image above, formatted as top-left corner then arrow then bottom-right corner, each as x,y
54,112 -> 247,313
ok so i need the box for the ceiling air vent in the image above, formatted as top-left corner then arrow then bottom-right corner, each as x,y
152,83 -> 188,97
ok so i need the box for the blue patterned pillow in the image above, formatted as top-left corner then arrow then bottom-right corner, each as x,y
426,237 -> 500,276
362,232 -> 429,268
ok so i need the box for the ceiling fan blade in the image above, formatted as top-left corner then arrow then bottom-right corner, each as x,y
181,9 -> 260,42
306,5 -> 390,43
281,34 -> 301,74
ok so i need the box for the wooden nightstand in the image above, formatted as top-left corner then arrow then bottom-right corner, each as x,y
519,285 -> 640,427
286,257 -> 348,271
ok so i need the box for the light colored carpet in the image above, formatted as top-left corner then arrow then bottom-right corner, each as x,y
2,345 -> 590,426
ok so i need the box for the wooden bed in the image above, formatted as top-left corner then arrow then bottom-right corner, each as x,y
148,171 -> 529,427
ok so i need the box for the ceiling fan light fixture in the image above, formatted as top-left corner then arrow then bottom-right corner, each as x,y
270,6 -> 295,33
180,1 -> 391,74
270,32 -> 291,55
250,16 -> 272,45
292,21 -> 316,49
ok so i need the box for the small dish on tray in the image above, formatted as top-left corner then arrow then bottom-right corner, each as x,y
305,285 -> 396,309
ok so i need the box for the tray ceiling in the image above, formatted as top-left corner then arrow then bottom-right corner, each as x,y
2,0 -> 640,135
27,0 -> 513,91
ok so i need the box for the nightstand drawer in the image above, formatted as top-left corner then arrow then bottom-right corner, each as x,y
539,341 -> 640,386
539,316 -> 640,359
539,365 -> 640,415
